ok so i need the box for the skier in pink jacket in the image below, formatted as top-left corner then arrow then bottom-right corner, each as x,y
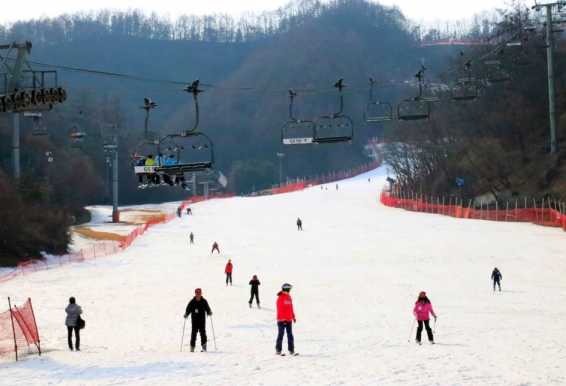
413,291 -> 437,344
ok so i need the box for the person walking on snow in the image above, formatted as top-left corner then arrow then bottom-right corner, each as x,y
189,232 -> 194,245
184,288 -> 213,352
249,275 -> 261,308
491,267 -> 502,292
413,291 -> 437,345
186,207 -> 192,215
225,259 -> 233,286
65,297 -> 83,351
211,241 -> 220,254
276,283 -> 296,355
296,218 -> 303,231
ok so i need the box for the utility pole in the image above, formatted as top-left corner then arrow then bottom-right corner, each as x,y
532,1 -> 565,153
276,152 -> 285,187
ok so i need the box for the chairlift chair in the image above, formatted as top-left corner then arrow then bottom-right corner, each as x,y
451,60 -> 479,101
397,98 -> 430,121
24,111 -> 48,136
364,78 -> 394,123
484,60 -> 511,84
281,90 -> 315,145
157,132 -> 215,173
313,79 -> 354,144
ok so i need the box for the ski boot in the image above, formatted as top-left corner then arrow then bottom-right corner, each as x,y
201,344 -> 207,352
190,346 -> 195,352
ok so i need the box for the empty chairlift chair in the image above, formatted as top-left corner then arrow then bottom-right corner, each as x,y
313,79 -> 354,144
281,90 -> 315,145
364,78 -> 394,124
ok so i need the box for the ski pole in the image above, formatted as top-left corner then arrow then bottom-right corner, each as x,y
180,317 -> 187,352
208,314 -> 217,351
407,319 -> 416,343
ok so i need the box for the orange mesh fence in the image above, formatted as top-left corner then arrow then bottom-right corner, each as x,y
0,298 -> 40,361
380,191 -> 566,232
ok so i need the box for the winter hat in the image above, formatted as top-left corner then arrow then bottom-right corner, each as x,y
282,283 -> 293,292
195,288 -> 202,295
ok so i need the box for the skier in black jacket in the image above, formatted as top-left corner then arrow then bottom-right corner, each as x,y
184,288 -> 212,352
491,267 -> 502,292
249,275 -> 261,308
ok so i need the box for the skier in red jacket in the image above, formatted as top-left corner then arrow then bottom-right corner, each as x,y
224,259 -> 233,286
275,283 -> 296,355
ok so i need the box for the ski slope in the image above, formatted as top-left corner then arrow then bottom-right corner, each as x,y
2,167 -> 566,386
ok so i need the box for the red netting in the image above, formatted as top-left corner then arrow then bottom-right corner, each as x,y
380,192 -> 566,232
0,298 -> 40,361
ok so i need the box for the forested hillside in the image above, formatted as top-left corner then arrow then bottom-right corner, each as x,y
1,0 -> 446,263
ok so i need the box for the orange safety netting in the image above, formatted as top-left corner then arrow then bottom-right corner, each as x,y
380,192 -> 566,231
0,298 -> 40,361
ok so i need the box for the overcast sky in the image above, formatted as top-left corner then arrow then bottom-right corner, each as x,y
0,0 -> 512,25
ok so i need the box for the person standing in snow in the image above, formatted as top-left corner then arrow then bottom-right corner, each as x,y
177,207 -> 182,218
296,218 -> 303,231
189,232 -> 194,245
491,267 -> 502,292
186,207 -> 192,215
211,241 -> 220,254
65,297 -> 83,351
276,283 -> 296,355
413,291 -> 437,345
249,275 -> 261,308
225,259 -> 233,286
184,288 -> 213,352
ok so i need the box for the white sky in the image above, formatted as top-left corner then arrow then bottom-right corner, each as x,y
0,0 -> 512,25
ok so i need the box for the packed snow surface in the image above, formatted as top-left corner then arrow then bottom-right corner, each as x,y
2,167 -> 566,385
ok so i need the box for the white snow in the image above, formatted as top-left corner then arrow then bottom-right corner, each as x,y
1,166 -> 566,385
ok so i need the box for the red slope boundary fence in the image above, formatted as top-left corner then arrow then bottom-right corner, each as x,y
380,190 -> 566,231
0,193 -> 235,283
0,297 -> 41,361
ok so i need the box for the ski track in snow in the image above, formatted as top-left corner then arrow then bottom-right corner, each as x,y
2,167 -> 566,385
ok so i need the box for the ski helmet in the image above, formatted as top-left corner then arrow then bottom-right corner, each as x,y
282,283 -> 293,291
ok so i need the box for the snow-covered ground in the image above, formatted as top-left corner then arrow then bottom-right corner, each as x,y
1,167 -> 566,385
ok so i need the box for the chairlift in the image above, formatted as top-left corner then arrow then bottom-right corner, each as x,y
24,111 -> 48,136
396,66 -> 432,121
484,60 -> 511,84
157,132 -> 214,173
281,90 -> 315,145
364,78 -> 394,123
69,125 -> 86,147
451,61 -> 479,101
397,97 -> 431,121
313,79 -> 354,144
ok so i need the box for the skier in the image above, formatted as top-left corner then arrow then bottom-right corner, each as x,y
413,291 -> 437,345
296,218 -> 303,231
336,184 -> 338,190
186,207 -> 192,215
211,241 -> 220,254
65,297 -> 83,351
189,232 -> 194,245
276,283 -> 296,356
183,288 -> 212,352
225,259 -> 233,286
491,267 -> 502,292
177,207 -> 182,218
249,274 -> 261,308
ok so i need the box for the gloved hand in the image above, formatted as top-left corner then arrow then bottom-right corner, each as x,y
183,314 -> 188,319
208,312 -> 213,316
293,318 -> 296,323
434,316 -> 438,321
